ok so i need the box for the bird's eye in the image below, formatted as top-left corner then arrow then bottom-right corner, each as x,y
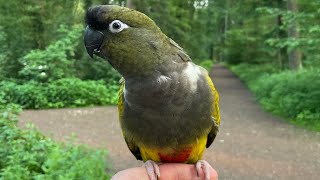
112,22 -> 121,29
109,20 -> 129,33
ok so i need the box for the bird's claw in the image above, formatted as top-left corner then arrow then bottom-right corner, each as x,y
143,160 -> 160,180
196,160 -> 211,180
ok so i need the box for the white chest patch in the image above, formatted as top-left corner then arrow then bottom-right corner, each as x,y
157,75 -> 172,85
183,62 -> 202,92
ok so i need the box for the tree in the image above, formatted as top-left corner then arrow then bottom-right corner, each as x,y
126,0 -> 135,9
0,0 -> 82,79
287,0 -> 302,70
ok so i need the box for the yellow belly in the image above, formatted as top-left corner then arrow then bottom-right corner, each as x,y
139,135 -> 207,163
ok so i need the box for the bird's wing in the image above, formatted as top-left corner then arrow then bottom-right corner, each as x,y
118,81 -> 142,160
205,75 -> 220,148
169,38 -> 192,62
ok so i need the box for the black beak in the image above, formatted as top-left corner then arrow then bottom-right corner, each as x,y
84,26 -> 104,58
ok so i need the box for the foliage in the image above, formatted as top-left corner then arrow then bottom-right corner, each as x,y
0,0 -> 217,110
119,0 -> 216,61
0,0 -> 319,132
45,78 -> 119,108
0,78 -> 119,109
0,81 -> 48,109
0,0 -> 83,79
75,56 -> 121,83
230,64 -> 320,131
0,105 -> 111,179
230,63 -> 280,85
197,60 -> 214,71
210,0 -> 320,69
19,25 -> 82,82
0,27 -> 9,81
224,29 -> 269,65
252,69 -> 320,120
256,1 -> 320,68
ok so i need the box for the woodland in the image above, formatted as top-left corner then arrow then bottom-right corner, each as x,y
0,0 -> 319,179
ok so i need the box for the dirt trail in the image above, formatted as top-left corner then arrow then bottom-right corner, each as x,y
19,65 -> 320,180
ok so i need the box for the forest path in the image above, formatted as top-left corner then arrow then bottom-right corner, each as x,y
19,64 -> 320,180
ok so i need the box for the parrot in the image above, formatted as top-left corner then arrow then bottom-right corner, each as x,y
84,5 -> 220,180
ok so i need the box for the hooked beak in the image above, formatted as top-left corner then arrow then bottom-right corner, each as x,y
84,26 -> 104,58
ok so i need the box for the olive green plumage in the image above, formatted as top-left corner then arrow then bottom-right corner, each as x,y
84,5 -> 220,163
86,5 -> 171,77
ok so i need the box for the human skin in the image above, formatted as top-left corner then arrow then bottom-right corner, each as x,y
111,163 -> 218,180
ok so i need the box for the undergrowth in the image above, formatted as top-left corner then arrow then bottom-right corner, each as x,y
0,78 -> 119,109
0,104 -> 112,179
230,63 -> 320,132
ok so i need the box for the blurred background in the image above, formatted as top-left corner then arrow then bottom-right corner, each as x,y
0,0 -> 319,179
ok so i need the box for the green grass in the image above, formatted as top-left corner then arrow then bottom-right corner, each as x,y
229,63 -> 320,132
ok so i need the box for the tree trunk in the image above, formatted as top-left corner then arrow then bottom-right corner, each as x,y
221,5 -> 229,62
276,14 -> 283,69
287,0 -> 302,70
127,0 -> 135,9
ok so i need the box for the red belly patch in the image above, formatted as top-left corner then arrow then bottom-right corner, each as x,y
158,147 -> 192,163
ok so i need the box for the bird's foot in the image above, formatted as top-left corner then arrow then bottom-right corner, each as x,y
196,160 -> 212,180
143,160 -> 160,180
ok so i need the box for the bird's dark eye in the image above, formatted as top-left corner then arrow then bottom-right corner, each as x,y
109,20 -> 129,33
112,22 -> 121,29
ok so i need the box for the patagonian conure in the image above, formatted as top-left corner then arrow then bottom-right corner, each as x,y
84,5 -> 220,180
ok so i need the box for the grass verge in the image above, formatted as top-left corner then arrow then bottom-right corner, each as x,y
228,63 -> 320,132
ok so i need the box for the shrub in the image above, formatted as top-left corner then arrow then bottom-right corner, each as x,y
0,105 -> 112,179
45,78 -> 119,108
230,63 -> 320,131
75,56 -> 121,83
253,69 -> 320,119
230,63 -> 280,84
0,78 -> 119,109
0,81 -> 48,109
19,25 -> 82,82
198,60 -> 214,71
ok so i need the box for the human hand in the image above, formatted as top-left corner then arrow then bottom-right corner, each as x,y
111,163 -> 218,180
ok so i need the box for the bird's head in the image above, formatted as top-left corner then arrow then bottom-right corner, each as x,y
84,5 -> 170,78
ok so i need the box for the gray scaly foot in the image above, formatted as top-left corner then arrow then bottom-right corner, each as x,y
143,160 -> 160,180
196,160 -> 212,180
